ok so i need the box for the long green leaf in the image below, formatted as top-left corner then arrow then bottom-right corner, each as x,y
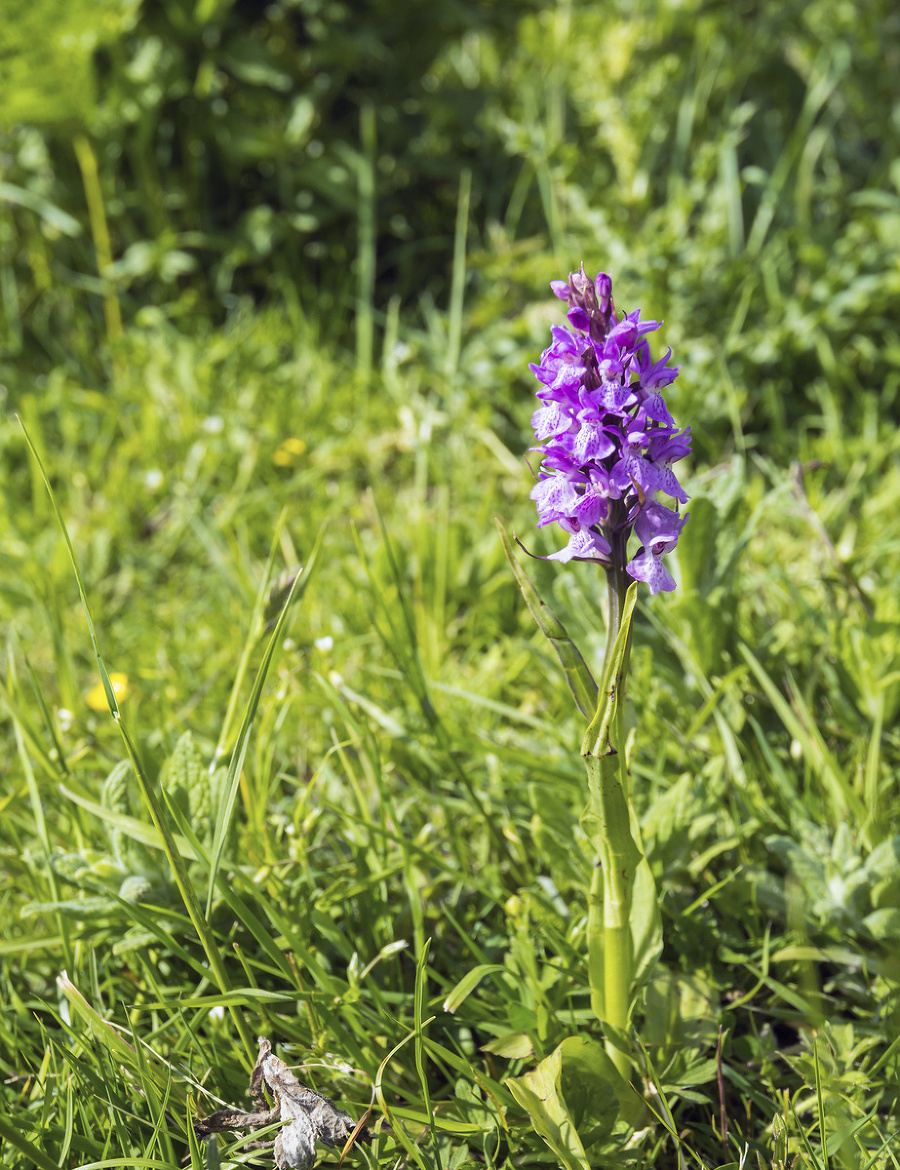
442,963 -> 507,1013
495,520 -> 598,719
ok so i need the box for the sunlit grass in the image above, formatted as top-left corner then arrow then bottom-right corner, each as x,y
3,0 -> 900,1166
4,293 -> 900,1167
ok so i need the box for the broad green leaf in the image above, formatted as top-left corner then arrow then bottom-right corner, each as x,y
631,853 -> 663,987
508,1036 -> 644,1167
163,732 -> 211,843
556,1036 -> 644,1127
507,1044 -> 592,1170
862,908 -> 900,941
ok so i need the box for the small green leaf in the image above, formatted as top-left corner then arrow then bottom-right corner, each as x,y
443,963 -> 507,1013
163,732 -> 210,839
480,1033 -> 535,1059
0,182 -> 84,235
220,40 -> 293,92
862,907 -> 900,941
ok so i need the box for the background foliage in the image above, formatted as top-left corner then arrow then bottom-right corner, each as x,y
3,0 -> 900,1167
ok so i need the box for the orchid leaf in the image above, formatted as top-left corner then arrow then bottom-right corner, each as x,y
506,1042 -> 592,1170
495,520 -> 598,719
508,1035 -> 644,1165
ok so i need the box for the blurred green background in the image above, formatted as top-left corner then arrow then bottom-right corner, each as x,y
4,0 -> 897,436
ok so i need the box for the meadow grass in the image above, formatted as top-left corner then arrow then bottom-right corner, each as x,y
3,2 -> 900,1168
4,297 -> 900,1169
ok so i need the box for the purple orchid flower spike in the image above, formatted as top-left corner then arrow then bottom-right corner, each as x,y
528,268 -> 690,594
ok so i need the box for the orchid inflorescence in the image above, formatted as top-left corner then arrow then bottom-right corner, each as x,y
529,267 -> 691,594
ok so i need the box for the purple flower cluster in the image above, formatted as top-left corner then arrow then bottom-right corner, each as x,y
529,268 -> 690,594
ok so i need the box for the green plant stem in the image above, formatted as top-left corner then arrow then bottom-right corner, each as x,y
445,166 -> 471,377
602,532 -> 634,709
584,752 -> 637,1082
72,132 -> 122,348
608,547 -> 635,811
356,102 -> 376,383
583,552 -> 639,1082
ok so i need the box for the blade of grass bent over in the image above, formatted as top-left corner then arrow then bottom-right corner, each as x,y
414,938 -> 442,1170
374,1027 -> 433,1170
19,418 -> 254,1054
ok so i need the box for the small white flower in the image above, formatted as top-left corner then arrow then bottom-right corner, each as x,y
201,415 -> 225,434
144,469 -> 164,492
314,636 -> 334,653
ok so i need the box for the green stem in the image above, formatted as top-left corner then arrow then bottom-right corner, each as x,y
72,133 -> 122,348
583,548 -> 639,1081
356,102 -> 376,383
584,748 -> 637,1081
608,537 -> 634,805
603,528 -> 633,693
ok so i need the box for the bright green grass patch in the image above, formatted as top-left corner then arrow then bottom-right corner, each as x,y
2,301 -> 900,1168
